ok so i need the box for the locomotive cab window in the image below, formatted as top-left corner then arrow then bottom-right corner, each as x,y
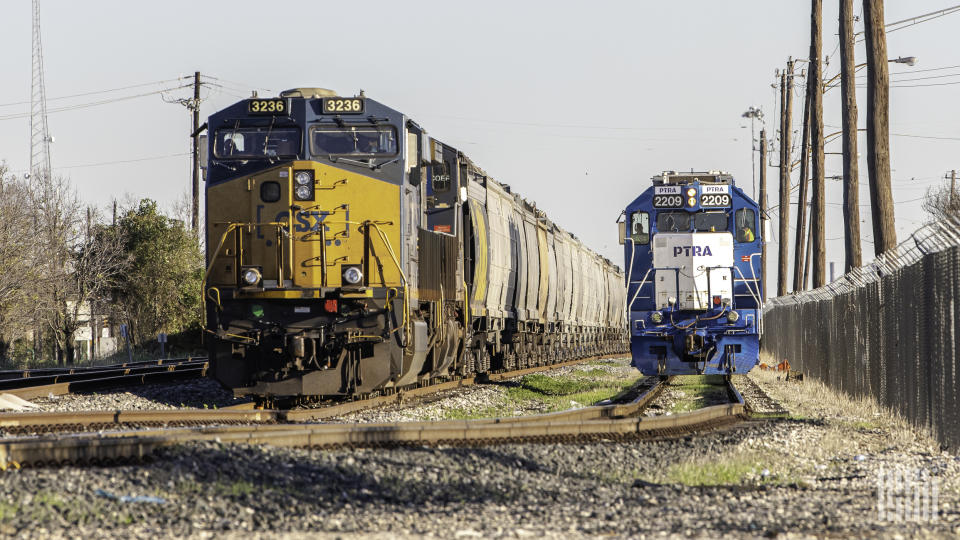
736,208 -> 757,242
694,212 -> 729,232
656,211 -> 691,232
630,212 -> 649,244
214,127 -> 300,159
309,125 -> 398,156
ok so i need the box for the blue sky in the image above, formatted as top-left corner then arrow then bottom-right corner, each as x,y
0,0 -> 957,290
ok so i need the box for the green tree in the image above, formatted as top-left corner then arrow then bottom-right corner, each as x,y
113,199 -> 203,346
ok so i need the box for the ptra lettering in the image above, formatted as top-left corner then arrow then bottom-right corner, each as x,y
673,246 -> 713,257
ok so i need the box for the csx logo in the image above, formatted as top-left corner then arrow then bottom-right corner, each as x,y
673,245 -> 714,257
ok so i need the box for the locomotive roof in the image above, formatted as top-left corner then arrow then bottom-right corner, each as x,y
652,171 -> 734,186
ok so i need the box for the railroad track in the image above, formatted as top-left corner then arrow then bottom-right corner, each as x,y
0,370 -> 749,470
0,357 -> 208,400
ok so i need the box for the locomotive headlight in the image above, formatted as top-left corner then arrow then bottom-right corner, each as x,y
294,184 -> 313,200
342,265 -> 363,285
241,267 -> 262,286
686,188 -> 697,197
293,170 -> 314,200
294,171 -> 313,185
650,311 -> 663,324
727,310 -> 740,323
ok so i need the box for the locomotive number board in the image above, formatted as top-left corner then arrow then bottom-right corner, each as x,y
653,185 -> 683,208
700,193 -> 731,207
323,98 -> 365,114
247,99 -> 288,115
699,185 -> 731,207
653,194 -> 683,208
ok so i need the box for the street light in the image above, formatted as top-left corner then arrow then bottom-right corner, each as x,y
891,56 -> 918,66
741,106 -> 763,198
825,56 -> 918,89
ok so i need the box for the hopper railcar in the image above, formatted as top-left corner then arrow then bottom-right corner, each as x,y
619,171 -> 762,376
203,88 -> 627,398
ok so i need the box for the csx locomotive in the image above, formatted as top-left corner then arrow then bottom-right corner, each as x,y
619,171 -> 762,375
203,88 -> 627,398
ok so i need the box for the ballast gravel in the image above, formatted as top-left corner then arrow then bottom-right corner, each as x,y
27,378 -> 251,412
328,358 -> 639,424
0,368 -> 957,538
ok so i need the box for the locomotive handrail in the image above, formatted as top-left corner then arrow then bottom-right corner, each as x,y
627,268 -> 652,314
366,221 -> 411,347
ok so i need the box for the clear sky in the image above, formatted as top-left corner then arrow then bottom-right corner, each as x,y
1,1 -> 957,293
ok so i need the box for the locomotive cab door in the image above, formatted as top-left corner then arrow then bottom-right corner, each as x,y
426,139 -> 459,236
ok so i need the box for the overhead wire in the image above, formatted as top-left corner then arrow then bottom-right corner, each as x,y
0,83 -> 193,121
0,77 -> 190,108
54,152 -> 190,170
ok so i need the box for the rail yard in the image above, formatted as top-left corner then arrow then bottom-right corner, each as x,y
3,0 -> 960,538
0,361 -> 957,538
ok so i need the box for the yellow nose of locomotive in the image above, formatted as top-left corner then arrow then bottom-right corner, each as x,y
205,161 -> 403,293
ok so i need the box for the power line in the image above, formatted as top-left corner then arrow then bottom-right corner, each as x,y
201,75 -> 271,93
0,77 -> 189,108
891,133 -> 960,141
0,84 -> 192,121
420,113 -> 738,132
54,152 -> 190,170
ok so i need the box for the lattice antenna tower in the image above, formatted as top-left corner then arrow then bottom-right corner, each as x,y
30,0 -> 52,181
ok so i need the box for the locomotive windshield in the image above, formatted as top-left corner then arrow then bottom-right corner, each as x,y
213,127 -> 301,160
656,211 -> 691,232
310,125 -> 398,156
694,212 -> 728,232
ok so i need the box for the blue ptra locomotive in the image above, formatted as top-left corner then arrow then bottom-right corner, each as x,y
619,171 -> 762,375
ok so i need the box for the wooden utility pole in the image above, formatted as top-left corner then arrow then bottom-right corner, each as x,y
793,87 -> 811,292
863,0 -> 897,254
840,0 -> 862,272
759,129 -> 768,300
777,63 -> 794,297
191,71 -> 201,233
810,0 -> 826,288
951,170 -> 957,205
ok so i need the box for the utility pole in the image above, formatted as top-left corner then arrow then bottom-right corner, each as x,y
863,0 -> 898,255
951,170 -> 957,205
793,86 -> 811,292
759,129 -> 768,300
840,0 -> 862,272
810,0 -> 826,288
777,61 -> 794,297
191,71 -> 201,233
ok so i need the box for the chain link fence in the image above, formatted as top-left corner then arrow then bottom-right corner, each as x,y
763,216 -> 960,449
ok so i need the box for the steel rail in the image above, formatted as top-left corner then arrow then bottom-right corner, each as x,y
283,353 -> 627,422
0,376 -> 746,469
0,357 -> 206,381
1,365 -> 209,400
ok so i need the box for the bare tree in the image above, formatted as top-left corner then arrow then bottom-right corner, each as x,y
0,164 -> 41,361
922,183 -> 960,223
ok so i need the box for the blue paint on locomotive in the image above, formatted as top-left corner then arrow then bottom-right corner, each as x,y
621,172 -> 763,376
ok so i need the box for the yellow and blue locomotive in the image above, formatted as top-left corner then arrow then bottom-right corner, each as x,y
203,88 -> 627,398
619,171 -> 762,375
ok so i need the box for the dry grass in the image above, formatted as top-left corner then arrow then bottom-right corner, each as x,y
752,353 -> 935,454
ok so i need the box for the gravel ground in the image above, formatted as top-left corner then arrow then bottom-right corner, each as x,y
0,366 -> 957,538
326,358 -> 639,424
643,375 -> 733,416
26,378 -> 252,412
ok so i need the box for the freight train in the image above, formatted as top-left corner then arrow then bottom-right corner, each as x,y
619,171 -> 762,375
202,88 -> 627,398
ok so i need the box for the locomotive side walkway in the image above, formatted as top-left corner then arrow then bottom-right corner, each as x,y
0,367 -> 955,537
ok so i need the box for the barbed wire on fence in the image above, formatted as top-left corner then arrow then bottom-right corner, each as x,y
768,215 -> 960,305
